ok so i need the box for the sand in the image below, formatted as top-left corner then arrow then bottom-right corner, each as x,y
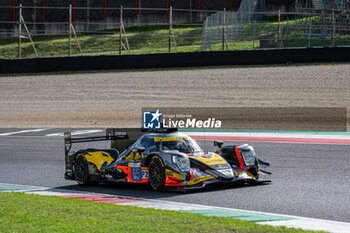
0,64 -> 349,128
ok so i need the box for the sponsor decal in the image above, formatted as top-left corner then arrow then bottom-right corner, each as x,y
130,162 -> 141,167
207,159 -> 225,163
190,153 -> 213,158
131,167 -> 142,181
130,162 -> 142,181
192,175 -> 213,184
214,164 -> 230,170
166,170 -> 173,176
141,170 -> 149,179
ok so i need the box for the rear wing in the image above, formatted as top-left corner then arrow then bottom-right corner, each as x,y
64,129 -> 129,156
64,128 -> 179,156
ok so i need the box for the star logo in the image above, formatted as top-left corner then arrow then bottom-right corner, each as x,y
143,110 -> 162,129
150,110 -> 162,122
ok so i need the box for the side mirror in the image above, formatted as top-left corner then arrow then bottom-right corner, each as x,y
64,132 -> 72,156
132,147 -> 145,153
214,140 -> 224,148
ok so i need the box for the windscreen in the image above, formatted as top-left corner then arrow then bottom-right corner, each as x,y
161,138 -> 202,153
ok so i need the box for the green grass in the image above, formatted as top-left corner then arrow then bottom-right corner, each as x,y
1,17 -> 350,59
0,192 -> 324,233
0,25 -> 203,59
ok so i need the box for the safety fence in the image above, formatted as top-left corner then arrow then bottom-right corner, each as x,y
0,0 -> 248,30
201,10 -> 350,51
0,5 -> 350,59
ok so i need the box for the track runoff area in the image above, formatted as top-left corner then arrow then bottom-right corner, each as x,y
1,128 -> 350,232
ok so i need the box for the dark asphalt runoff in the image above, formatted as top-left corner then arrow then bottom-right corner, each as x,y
0,130 -> 349,223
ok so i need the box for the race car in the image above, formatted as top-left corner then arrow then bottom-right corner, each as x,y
64,128 -> 270,191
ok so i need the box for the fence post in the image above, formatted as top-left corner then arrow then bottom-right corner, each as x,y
169,6 -> 172,53
68,4 -> 72,56
189,0 -> 192,22
12,0 -> 15,28
104,0 -> 107,20
253,20 -> 256,49
87,0 -> 90,25
166,0 -> 169,15
43,0 -> 46,27
331,11 -> 335,47
222,8 -> 226,51
120,6 -> 123,55
73,0 -> 76,21
18,4 -> 22,58
135,0 -> 138,17
278,10 -> 281,48
308,18 -> 312,48
286,16 -> 289,40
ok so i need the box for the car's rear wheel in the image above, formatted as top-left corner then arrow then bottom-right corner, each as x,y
74,154 -> 91,186
148,155 -> 165,191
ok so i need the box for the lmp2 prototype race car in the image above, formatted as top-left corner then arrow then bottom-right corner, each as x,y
64,128 -> 271,191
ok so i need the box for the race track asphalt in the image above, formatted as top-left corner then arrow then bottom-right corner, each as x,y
0,131 -> 349,223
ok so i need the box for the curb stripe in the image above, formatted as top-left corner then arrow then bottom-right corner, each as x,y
60,194 -> 144,204
2,183 -> 350,233
180,128 -> 350,135
1,184 -> 349,233
0,183 -> 43,192
183,209 -> 294,222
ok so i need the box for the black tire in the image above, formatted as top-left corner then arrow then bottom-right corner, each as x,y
74,154 -> 91,186
148,155 -> 166,191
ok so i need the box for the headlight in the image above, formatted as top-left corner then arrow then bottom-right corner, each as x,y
241,150 -> 256,166
172,155 -> 190,172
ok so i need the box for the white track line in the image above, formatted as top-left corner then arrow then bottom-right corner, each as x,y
45,130 -> 103,137
185,132 -> 350,140
0,128 -> 48,136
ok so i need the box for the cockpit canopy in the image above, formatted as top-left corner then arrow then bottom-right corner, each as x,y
131,132 -> 203,154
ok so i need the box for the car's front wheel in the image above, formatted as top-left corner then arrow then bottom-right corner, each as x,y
74,154 -> 91,186
148,155 -> 166,191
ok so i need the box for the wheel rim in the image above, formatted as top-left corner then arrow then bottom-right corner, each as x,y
149,158 -> 164,188
75,156 -> 87,182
